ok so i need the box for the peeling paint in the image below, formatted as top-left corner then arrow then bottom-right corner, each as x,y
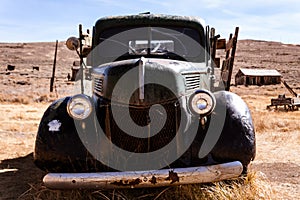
165,170 -> 179,184
47,119 -> 61,132
111,178 -> 142,186
150,176 -> 157,184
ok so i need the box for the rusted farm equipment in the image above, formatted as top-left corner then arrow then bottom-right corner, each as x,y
267,80 -> 300,111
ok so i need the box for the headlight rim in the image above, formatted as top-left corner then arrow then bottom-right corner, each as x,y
67,94 -> 93,120
188,89 -> 216,116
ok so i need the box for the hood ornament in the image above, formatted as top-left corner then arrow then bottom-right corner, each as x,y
139,57 -> 147,102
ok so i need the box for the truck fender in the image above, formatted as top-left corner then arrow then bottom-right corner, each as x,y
211,91 -> 256,173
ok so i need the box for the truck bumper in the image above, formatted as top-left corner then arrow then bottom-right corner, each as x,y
43,161 -> 242,189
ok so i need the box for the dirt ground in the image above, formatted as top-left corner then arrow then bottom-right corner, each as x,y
233,86 -> 300,199
0,40 -> 299,199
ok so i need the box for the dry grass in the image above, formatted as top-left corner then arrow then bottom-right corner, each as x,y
0,93 -> 60,104
233,86 -> 300,135
0,103 -> 46,134
252,110 -> 300,134
20,172 -> 272,200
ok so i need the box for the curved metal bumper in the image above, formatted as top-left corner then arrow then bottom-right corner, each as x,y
43,161 -> 243,189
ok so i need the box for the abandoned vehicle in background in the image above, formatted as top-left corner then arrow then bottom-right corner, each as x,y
267,80 -> 300,111
34,14 -> 256,189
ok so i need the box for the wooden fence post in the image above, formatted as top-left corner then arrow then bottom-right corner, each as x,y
50,40 -> 58,92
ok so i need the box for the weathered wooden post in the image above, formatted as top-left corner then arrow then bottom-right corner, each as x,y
79,24 -> 84,94
50,40 -> 58,92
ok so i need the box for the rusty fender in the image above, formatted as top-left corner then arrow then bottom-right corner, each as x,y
43,161 -> 242,189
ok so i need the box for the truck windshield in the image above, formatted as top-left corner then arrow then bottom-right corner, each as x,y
94,26 -> 205,64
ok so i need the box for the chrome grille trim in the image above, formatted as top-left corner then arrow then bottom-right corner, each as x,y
93,76 -> 104,96
182,72 -> 201,91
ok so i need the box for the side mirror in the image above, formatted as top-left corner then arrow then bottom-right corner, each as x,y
66,37 -> 80,51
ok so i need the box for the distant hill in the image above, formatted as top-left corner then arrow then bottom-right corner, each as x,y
235,40 -> 300,86
0,40 -> 299,103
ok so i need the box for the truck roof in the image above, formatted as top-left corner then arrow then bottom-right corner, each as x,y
94,13 -> 206,32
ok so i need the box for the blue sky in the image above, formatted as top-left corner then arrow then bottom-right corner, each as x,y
0,0 -> 299,44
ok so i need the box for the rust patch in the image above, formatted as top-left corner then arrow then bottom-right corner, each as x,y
165,170 -> 179,184
111,178 -> 142,186
149,175 -> 157,184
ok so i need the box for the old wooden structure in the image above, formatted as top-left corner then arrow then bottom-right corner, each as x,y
211,27 -> 239,91
235,68 -> 281,86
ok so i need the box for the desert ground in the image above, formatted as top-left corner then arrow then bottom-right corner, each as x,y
0,39 -> 299,199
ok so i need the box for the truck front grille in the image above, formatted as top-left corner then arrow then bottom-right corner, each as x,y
97,101 -> 180,153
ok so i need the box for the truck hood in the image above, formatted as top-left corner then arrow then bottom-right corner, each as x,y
92,58 -> 208,106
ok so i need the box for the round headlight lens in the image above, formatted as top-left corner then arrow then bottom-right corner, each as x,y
189,90 -> 216,116
67,94 -> 92,120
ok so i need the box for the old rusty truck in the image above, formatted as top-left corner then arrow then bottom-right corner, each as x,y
34,13 -> 256,189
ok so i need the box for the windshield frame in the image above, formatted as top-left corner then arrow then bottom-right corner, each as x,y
91,15 -> 207,66
91,26 -> 205,65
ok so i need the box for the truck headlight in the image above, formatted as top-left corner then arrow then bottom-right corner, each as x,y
67,94 -> 92,120
189,90 -> 216,116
